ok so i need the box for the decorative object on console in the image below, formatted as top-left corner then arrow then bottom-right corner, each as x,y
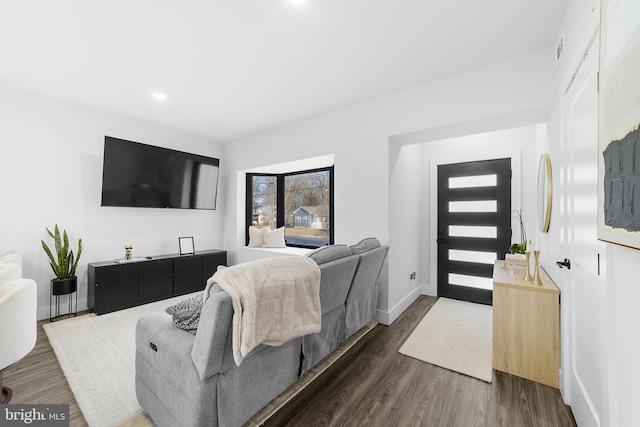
598,0 -> 640,250
124,245 -> 132,260
521,251 -> 533,282
178,236 -> 195,255
41,224 -> 82,321
532,250 -> 543,286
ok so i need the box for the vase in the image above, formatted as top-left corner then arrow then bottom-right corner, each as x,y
521,251 -> 533,282
505,253 -> 526,264
532,250 -> 543,286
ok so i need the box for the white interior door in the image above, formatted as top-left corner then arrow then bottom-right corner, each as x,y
560,35 -> 607,427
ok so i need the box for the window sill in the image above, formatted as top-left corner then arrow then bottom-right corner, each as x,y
236,246 -> 313,264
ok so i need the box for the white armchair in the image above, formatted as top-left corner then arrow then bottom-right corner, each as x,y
0,249 -> 14,258
0,254 -> 22,277
0,279 -> 37,403
0,264 -> 22,289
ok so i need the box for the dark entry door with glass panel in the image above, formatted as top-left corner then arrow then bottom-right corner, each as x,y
437,158 -> 511,305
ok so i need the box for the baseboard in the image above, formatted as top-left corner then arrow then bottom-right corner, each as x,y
421,283 -> 436,297
375,286 -> 421,325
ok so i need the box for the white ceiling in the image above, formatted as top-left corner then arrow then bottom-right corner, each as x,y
0,0 -> 567,143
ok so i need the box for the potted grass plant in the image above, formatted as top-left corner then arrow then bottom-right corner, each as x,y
506,210 -> 528,263
41,224 -> 83,297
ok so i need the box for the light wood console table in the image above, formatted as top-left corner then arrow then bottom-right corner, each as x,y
492,260 -> 559,388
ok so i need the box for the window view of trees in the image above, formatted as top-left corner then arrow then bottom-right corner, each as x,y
250,176 -> 276,228
248,167 -> 333,248
284,170 -> 331,247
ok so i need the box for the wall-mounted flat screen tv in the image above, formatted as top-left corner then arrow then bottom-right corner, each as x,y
101,136 -> 220,210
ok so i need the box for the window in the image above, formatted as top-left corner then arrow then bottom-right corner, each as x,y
246,166 -> 334,248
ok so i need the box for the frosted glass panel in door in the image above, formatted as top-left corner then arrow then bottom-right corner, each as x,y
448,273 -> 493,290
448,174 -> 497,189
449,249 -> 497,264
449,226 -> 497,238
449,200 -> 497,212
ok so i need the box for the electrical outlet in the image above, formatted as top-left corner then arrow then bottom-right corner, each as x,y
410,272 -> 416,280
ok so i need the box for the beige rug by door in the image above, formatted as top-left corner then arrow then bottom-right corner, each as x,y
399,297 -> 493,382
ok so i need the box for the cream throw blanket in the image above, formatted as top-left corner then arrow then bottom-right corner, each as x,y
203,256 -> 321,366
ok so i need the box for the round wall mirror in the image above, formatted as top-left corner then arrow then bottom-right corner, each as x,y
537,153 -> 552,232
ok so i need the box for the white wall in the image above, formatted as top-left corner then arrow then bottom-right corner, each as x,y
223,47 -> 556,324
0,86 -> 225,320
386,142 -> 423,321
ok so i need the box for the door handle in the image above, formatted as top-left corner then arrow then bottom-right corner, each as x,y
556,259 -> 571,269
437,238 -> 446,244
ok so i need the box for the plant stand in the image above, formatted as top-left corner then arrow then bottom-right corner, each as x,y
50,277 -> 78,322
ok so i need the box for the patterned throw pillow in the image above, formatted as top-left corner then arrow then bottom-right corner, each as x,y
166,292 -> 204,334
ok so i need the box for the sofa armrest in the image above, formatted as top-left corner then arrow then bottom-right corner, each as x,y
191,288 -> 234,381
136,312 -> 200,376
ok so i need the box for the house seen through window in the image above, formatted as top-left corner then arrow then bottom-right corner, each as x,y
247,167 -> 334,248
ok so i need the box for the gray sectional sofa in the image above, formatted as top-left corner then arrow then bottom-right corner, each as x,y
135,238 -> 388,427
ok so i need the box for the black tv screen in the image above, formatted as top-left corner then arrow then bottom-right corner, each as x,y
101,136 -> 220,210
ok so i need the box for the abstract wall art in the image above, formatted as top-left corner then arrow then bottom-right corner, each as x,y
598,0 -> 640,249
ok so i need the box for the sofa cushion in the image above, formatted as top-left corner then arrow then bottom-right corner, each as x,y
248,226 -> 266,247
262,227 -> 286,248
165,292 -> 204,334
306,244 -> 352,264
349,237 -> 381,254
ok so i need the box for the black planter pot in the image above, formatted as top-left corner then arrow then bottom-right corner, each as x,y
50,276 -> 78,321
52,277 -> 77,295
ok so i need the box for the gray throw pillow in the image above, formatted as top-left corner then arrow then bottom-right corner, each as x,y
307,244 -> 352,264
350,237 -> 381,254
166,292 -> 204,335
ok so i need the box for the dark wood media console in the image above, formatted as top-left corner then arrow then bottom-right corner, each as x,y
87,249 -> 227,315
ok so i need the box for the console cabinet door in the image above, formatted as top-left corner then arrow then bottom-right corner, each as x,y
202,252 -> 227,282
174,256 -> 203,295
93,263 -> 138,314
139,259 -> 173,303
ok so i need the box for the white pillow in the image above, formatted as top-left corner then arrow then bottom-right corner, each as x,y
248,226 -> 265,247
262,227 -> 286,248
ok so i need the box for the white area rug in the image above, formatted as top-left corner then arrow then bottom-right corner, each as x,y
43,294 -> 196,427
44,293 -> 379,427
399,297 -> 493,382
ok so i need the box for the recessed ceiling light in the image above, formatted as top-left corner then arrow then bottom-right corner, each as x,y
289,0 -> 307,5
152,93 -> 167,101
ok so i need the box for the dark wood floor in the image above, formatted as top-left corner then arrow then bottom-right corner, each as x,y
4,297 -> 576,427
3,317 -> 88,426
263,296 -> 577,427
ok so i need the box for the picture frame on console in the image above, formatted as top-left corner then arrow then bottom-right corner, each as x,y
179,236 -> 195,255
